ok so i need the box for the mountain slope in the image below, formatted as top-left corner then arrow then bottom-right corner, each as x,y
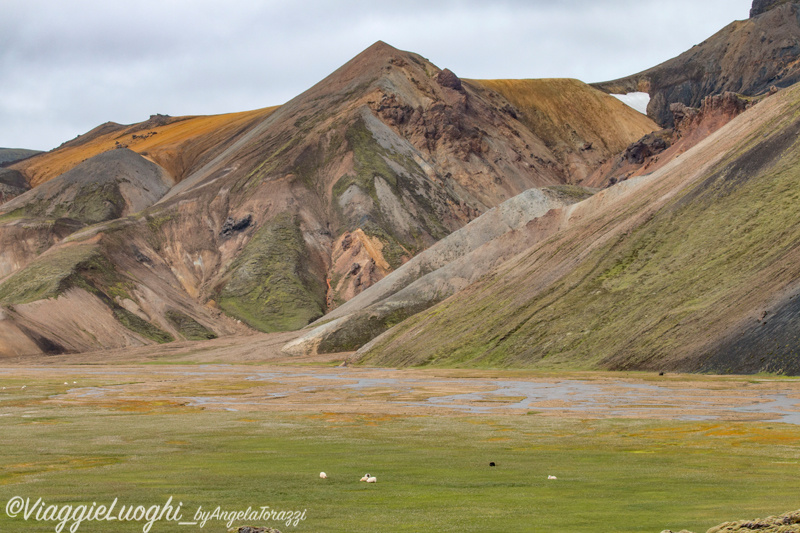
0,168 -> 29,204
0,42 -> 663,357
584,91 -> 753,189
283,185 -> 591,356
354,82 -> 800,374
10,108 -> 278,188
0,148 -> 42,165
469,78 -> 658,182
595,2 -> 800,126
0,149 -> 174,280
1,149 -> 173,224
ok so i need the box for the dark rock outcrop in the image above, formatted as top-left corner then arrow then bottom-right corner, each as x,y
0,168 -> 30,204
624,133 -> 670,165
0,168 -> 28,190
220,214 -> 253,237
591,91 -> 752,189
595,3 -> 800,127
436,68 -> 464,92
672,92 -> 750,139
751,0 -> 795,17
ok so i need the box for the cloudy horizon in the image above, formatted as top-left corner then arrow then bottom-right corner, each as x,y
2,0 -> 752,151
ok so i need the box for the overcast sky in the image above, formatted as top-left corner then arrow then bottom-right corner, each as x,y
1,0 -> 752,151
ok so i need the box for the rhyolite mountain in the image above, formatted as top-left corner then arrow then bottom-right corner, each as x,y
286,1 -> 800,375
0,148 -> 42,166
351,81 -> 800,374
595,1 -> 800,126
0,41 -> 655,356
5,1 -> 800,375
0,148 -> 41,203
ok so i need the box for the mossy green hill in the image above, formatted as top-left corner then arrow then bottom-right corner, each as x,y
355,82 -> 800,374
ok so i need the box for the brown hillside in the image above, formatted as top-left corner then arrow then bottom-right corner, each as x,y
355,81 -> 800,375
12,107 -> 278,187
0,41 -> 671,357
469,78 -> 657,182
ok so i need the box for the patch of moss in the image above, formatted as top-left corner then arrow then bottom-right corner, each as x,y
66,181 -> 126,224
0,245 -> 99,305
0,208 -> 29,223
0,242 -> 175,344
360,220 -> 410,270
113,308 -> 174,344
145,211 -> 177,233
290,142 -> 325,191
544,184 -> 596,203
67,253 -> 134,302
67,252 -> 175,344
236,134 -> 301,192
18,181 -> 126,225
318,301 -> 433,353
165,309 -> 217,341
218,213 -> 326,332
143,210 -> 178,251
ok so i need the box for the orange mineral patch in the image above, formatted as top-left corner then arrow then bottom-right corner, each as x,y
13,106 -> 279,187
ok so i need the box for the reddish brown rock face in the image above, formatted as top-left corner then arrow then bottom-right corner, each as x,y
596,3 -> 800,127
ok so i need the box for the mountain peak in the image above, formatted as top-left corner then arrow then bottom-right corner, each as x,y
347,40 -> 406,65
365,40 -> 399,53
750,0 -> 795,17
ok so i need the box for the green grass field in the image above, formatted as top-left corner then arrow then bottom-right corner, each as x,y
1,376 -> 799,533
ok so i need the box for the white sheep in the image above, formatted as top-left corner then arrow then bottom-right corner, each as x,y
319,472 -> 327,479
366,476 -> 377,483
359,473 -> 369,482
548,475 -> 557,480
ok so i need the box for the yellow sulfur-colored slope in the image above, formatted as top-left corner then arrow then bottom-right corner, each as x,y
470,78 -> 657,157
14,106 -> 279,188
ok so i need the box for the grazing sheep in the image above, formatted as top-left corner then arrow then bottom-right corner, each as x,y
360,473 -> 370,482
319,472 -> 327,479
548,475 -> 557,480
489,462 -> 496,467
366,476 -> 377,483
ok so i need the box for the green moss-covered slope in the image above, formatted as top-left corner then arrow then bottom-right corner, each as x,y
219,213 -> 326,332
0,149 -> 171,226
357,87 -> 800,374
0,245 -> 99,305
0,243 -> 174,344
166,309 -> 217,341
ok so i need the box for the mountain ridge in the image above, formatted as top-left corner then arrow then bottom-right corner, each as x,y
0,41 -> 654,357
352,83 -> 800,374
594,3 -> 800,126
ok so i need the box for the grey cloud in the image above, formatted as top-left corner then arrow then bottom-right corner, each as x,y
1,0 -> 752,150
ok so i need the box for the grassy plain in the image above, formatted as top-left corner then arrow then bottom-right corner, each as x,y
0,360 -> 798,533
